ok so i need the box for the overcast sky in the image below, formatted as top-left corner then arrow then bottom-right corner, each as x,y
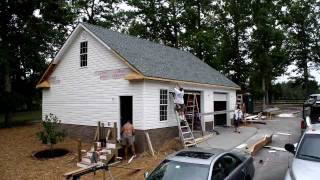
275,65 -> 320,83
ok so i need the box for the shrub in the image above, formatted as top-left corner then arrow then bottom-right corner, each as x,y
37,113 -> 65,150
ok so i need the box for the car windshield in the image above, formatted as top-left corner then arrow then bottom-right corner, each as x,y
146,160 -> 210,180
297,134 -> 320,162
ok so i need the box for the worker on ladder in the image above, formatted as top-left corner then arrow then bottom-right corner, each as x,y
174,84 -> 185,119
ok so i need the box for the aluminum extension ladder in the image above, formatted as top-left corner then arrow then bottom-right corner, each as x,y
174,110 -> 197,148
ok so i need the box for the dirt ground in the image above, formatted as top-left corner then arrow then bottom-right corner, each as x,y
0,124 -> 182,180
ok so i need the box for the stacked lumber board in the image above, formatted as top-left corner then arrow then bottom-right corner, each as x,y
77,141 -> 120,168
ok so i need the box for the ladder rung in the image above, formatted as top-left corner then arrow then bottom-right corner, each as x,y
185,143 -> 196,147
181,126 -> 189,128
184,137 -> 194,141
182,131 -> 191,134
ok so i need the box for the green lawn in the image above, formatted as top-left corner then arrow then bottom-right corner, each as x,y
0,111 -> 41,127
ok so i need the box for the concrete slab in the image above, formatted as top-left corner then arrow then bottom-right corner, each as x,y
198,126 -> 257,150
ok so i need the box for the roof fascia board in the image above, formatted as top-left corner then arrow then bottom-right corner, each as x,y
143,76 -> 240,90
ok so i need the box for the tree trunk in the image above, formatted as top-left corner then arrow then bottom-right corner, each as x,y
262,77 -> 266,110
4,64 -> 12,127
171,0 -> 178,48
196,1 -> 203,60
303,59 -> 310,97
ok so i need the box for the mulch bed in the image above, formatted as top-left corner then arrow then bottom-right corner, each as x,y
0,123 -> 182,180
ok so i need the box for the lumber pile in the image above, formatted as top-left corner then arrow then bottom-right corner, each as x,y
77,122 -> 120,168
65,121 -> 122,179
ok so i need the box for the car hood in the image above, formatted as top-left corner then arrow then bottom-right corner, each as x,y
291,158 -> 320,179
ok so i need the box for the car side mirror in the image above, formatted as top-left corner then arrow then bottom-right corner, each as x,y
284,143 -> 295,154
144,172 -> 149,179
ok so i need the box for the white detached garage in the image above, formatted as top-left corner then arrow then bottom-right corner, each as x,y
36,23 -> 240,152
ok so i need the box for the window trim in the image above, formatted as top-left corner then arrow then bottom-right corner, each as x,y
160,89 -> 168,121
80,41 -> 88,67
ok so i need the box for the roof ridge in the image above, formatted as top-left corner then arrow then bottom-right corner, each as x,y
81,22 -> 194,57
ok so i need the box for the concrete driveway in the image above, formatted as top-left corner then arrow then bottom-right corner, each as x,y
198,126 -> 257,150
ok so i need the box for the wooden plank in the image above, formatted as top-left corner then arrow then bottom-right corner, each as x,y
63,164 -> 98,177
143,76 -> 240,90
106,129 -> 111,140
97,121 -> 101,140
194,134 -> 214,144
113,122 -> 117,141
77,139 -> 82,162
248,134 -> 273,156
198,109 -> 235,116
145,132 -> 155,157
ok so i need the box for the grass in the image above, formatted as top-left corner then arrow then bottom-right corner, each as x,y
0,110 -> 41,127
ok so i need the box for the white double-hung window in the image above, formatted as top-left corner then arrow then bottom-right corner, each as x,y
160,89 -> 168,121
80,41 -> 88,67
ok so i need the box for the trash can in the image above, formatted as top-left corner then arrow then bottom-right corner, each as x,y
243,94 -> 254,114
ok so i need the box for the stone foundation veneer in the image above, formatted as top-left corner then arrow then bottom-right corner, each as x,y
60,123 -> 179,153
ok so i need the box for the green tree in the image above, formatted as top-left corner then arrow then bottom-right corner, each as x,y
179,0 -> 217,62
282,0 -> 320,96
125,0 -> 178,45
0,0 -> 75,127
214,0 -> 252,89
249,0 -> 289,107
72,0 -> 123,28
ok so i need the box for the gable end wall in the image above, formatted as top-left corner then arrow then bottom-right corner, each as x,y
42,28 -> 144,133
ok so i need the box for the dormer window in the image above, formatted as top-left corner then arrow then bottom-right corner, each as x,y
80,41 -> 87,67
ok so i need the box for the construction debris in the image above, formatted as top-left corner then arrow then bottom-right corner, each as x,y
247,134 -> 273,156
264,146 -> 286,152
65,121 -> 122,179
246,120 -> 267,124
194,133 -> 214,144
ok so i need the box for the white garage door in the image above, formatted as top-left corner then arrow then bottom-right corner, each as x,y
214,93 -> 228,102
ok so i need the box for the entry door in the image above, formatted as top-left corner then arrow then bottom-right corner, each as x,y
120,96 -> 133,127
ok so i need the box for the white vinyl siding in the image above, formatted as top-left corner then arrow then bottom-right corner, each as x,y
42,29 -> 144,133
143,80 -> 237,130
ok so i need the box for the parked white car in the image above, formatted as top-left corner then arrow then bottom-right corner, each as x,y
284,124 -> 320,180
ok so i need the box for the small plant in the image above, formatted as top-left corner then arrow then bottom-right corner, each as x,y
37,113 -> 65,150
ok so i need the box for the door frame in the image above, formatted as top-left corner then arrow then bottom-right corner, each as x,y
119,95 -> 133,140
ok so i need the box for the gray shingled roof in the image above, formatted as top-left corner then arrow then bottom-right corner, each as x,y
82,23 -> 239,88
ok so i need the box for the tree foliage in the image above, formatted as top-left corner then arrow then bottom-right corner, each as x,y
249,0 -> 289,103
282,0 -> 320,96
1,0 -> 320,118
72,0 -> 123,29
0,0 -> 75,126
214,0 -> 252,90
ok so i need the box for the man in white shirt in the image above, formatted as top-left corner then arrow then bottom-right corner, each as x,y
174,84 -> 185,118
234,105 -> 243,133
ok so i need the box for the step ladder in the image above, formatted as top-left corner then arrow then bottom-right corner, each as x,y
185,93 -> 200,131
174,110 -> 197,148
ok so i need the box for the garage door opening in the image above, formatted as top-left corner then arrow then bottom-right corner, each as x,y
184,91 -> 202,131
214,93 -> 228,126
